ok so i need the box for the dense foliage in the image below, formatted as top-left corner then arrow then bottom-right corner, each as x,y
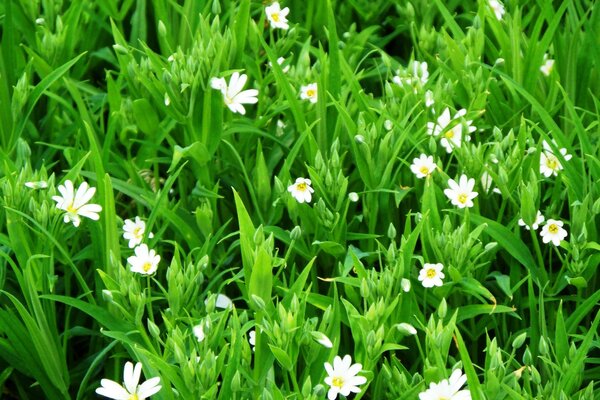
0,0 -> 599,399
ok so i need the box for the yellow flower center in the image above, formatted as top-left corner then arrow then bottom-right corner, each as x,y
296,182 -> 307,192
332,376 -> 344,388
66,203 -> 77,214
271,12 -> 280,22
426,268 -> 436,278
444,129 -> 455,139
133,227 -> 142,237
306,89 -> 316,98
545,156 -> 558,170
419,166 -> 430,175
142,262 -> 153,272
548,224 -> 559,234
458,193 -> 468,204
128,394 -> 139,400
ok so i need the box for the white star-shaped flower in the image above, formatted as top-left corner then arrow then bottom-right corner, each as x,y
127,244 -> 161,275
540,54 -> 555,76
324,355 -> 367,400
540,219 -> 568,246
210,72 -> 258,115
419,369 -> 472,400
444,175 -> 478,208
52,180 -> 102,227
427,108 -> 475,153
410,154 -> 437,179
287,177 -> 314,203
265,2 -> 290,30
539,140 -> 571,177
489,0 -> 505,20
418,263 -> 445,288
300,83 -> 318,103
122,216 -> 154,248
96,361 -> 161,400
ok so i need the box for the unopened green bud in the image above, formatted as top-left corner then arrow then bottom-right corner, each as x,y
157,20 -> 167,38
253,225 -> 264,246
348,192 -> 359,202
387,223 -> 397,240
231,370 -> 242,392
360,278 -> 370,298
437,298 -> 447,319
301,376 -> 312,398
522,346 -> 532,365
538,336 -> 549,356
147,318 -> 161,339
314,151 -> 325,171
290,225 -> 302,240
250,294 -> 266,310
512,332 -> 527,349
113,44 -> 129,55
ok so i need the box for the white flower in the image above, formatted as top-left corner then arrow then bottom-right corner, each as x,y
265,2 -> 290,30
122,216 -> 154,248
127,244 -> 160,275
348,192 -> 359,202
489,0 -> 505,20
411,60 -> 429,85
540,219 -> 568,246
96,361 -> 161,400
288,177 -> 314,203
401,278 -> 411,292
540,54 -> 555,76
324,355 -> 367,400
215,293 -> 233,309
425,90 -> 435,108
268,57 -> 290,73
193,324 -> 206,342
210,72 -> 258,115
480,171 -> 502,194
300,83 -> 318,103
276,119 -> 286,136
25,180 -> 48,189
311,331 -> 333,348
249,330 -> 256,351
427,108 -> 475,153
418,263 -> 445,288
444,175 -> 478,208
539,140 -> 572,177
419,369 -> 472,400
396,323 -> 417,335
518,211 -> 545,231
205,293 -> 233,309
52,180 -> 102,227
410,154 -> 437,179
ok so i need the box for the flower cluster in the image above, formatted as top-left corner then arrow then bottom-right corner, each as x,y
122,217 -> 159,275
518,211 -> 568,246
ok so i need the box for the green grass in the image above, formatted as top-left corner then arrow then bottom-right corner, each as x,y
0,0 -> 599,399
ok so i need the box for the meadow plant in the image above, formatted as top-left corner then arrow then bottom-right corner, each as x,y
0,0 -> 599,399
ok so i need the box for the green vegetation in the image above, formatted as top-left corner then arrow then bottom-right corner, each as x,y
0,0 -> 598,398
